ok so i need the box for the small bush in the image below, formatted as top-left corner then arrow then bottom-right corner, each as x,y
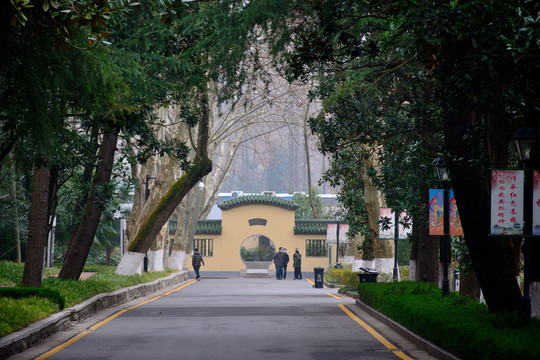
325,265 -> 359,288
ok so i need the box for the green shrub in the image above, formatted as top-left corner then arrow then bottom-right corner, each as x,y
358,281 -> 540,360
325,265 -> 359,288
0,297 -> 59,337
0,261 -> 175,337
240,246 -> 275,261
0,261 -> 24,286
0,287 -> 65,309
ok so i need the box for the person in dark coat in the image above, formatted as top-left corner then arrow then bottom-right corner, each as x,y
281,248 -> 290,279
273,247 -> 283,280
192,248 -> 205,281
293,249 -> 302,280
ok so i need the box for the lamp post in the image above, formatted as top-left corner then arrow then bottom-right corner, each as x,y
393,211 -> 399,280
143,174 -> 156,272
335,211 -> 342,268
192,181 -> 205,234
434,158 -> 451,296
513,127 -> 536,318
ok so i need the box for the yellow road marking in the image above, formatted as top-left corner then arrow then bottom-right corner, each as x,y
326,293 -> 342,299
35,280 -> 196,359
127,280 -> 196,310
393,350 -> 415,360
35,331 -> 90,360
338,304 -> 397,350
305,278 -> 315,286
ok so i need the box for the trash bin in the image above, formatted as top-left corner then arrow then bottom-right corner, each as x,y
358,267 -> 379,283
314,267 -> 324,288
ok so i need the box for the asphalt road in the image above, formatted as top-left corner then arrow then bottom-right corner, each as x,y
12,278 -> 441,360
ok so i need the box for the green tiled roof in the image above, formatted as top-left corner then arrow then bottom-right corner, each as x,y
218,194 -> 299,211
294,219 -> 335,234
196,220 -> 222,234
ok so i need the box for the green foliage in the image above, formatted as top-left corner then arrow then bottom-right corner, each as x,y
0,297 -> 59,337
358,282 -> 540,360
41,268 -> 176,308
325,265 -> 359,288
291,187 -> 334,219
240,246 -> 275,262
0,262 -> 176,337
0,261 -> 24,286
0,287 -> 65,310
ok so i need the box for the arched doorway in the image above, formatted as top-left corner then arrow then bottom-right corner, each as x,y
240,234 -> 276,277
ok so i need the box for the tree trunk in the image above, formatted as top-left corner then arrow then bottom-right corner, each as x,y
105,247 -> 112,267
414,188 -> 439,284
117,94 -> 213,276
9,160 -> 22,263
59,130 -> 119,280
460,268 -> 481,300
440,20 -> 523,313
302,85 -> 317,219
21,166 -> 51,288
69,126 -> 100,254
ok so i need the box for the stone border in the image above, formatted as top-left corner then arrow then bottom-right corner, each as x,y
355,299 -> 460,360
0,271 -> 188,359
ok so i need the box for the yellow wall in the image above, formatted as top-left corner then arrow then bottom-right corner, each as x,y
191,203 -> 336,273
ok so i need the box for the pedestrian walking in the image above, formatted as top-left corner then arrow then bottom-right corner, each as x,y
282,248 -> 290,279
293,249 -> 302,280
274,247 -> 283,280
192,248 -> 205,281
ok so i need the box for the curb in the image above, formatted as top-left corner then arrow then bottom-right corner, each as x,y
0,271 -> 188,359
355,299 -> 460,360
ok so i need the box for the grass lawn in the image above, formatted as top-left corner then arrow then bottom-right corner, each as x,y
0,261 -> 176,337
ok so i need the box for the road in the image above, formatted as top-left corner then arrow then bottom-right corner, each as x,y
12,277 -> 441,360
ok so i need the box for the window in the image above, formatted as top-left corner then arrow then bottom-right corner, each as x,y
306,239 -> 328,257
193,238 -> 213,257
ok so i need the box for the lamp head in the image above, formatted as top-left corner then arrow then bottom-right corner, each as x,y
433,158 -> 451,186
513,127 -> 536,164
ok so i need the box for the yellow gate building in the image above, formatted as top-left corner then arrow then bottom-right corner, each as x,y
189,195 -> 339,276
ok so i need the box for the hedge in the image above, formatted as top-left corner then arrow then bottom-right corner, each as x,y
358,281 -> 540,360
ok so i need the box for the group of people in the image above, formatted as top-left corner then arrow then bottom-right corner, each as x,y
191,246 -> 304,281
273,247 -> 302,280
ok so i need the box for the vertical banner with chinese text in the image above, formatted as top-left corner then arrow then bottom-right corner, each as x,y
490,170 -> 524,235
429,189 -> 464,236
429,189 -> 444,235
379,208 -> 395,239
378,208 -> 412,239
339,224 -> 349,243
533,171 -> 540,235
449,190 -> 464,236
326,224 -> 337,244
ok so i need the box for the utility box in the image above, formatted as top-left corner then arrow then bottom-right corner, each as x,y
314,267 -> 324,288
358,267 -> 379,283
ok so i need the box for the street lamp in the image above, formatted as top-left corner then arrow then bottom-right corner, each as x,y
143,174 -> 156,272
393,211 -> 399,280
433,158 -> 451,296
513,127 -> 536,318
144,174 -> 157,201
335,211 -> 342,268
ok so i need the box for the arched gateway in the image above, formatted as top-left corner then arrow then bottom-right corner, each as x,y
189,194 -> 337,277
